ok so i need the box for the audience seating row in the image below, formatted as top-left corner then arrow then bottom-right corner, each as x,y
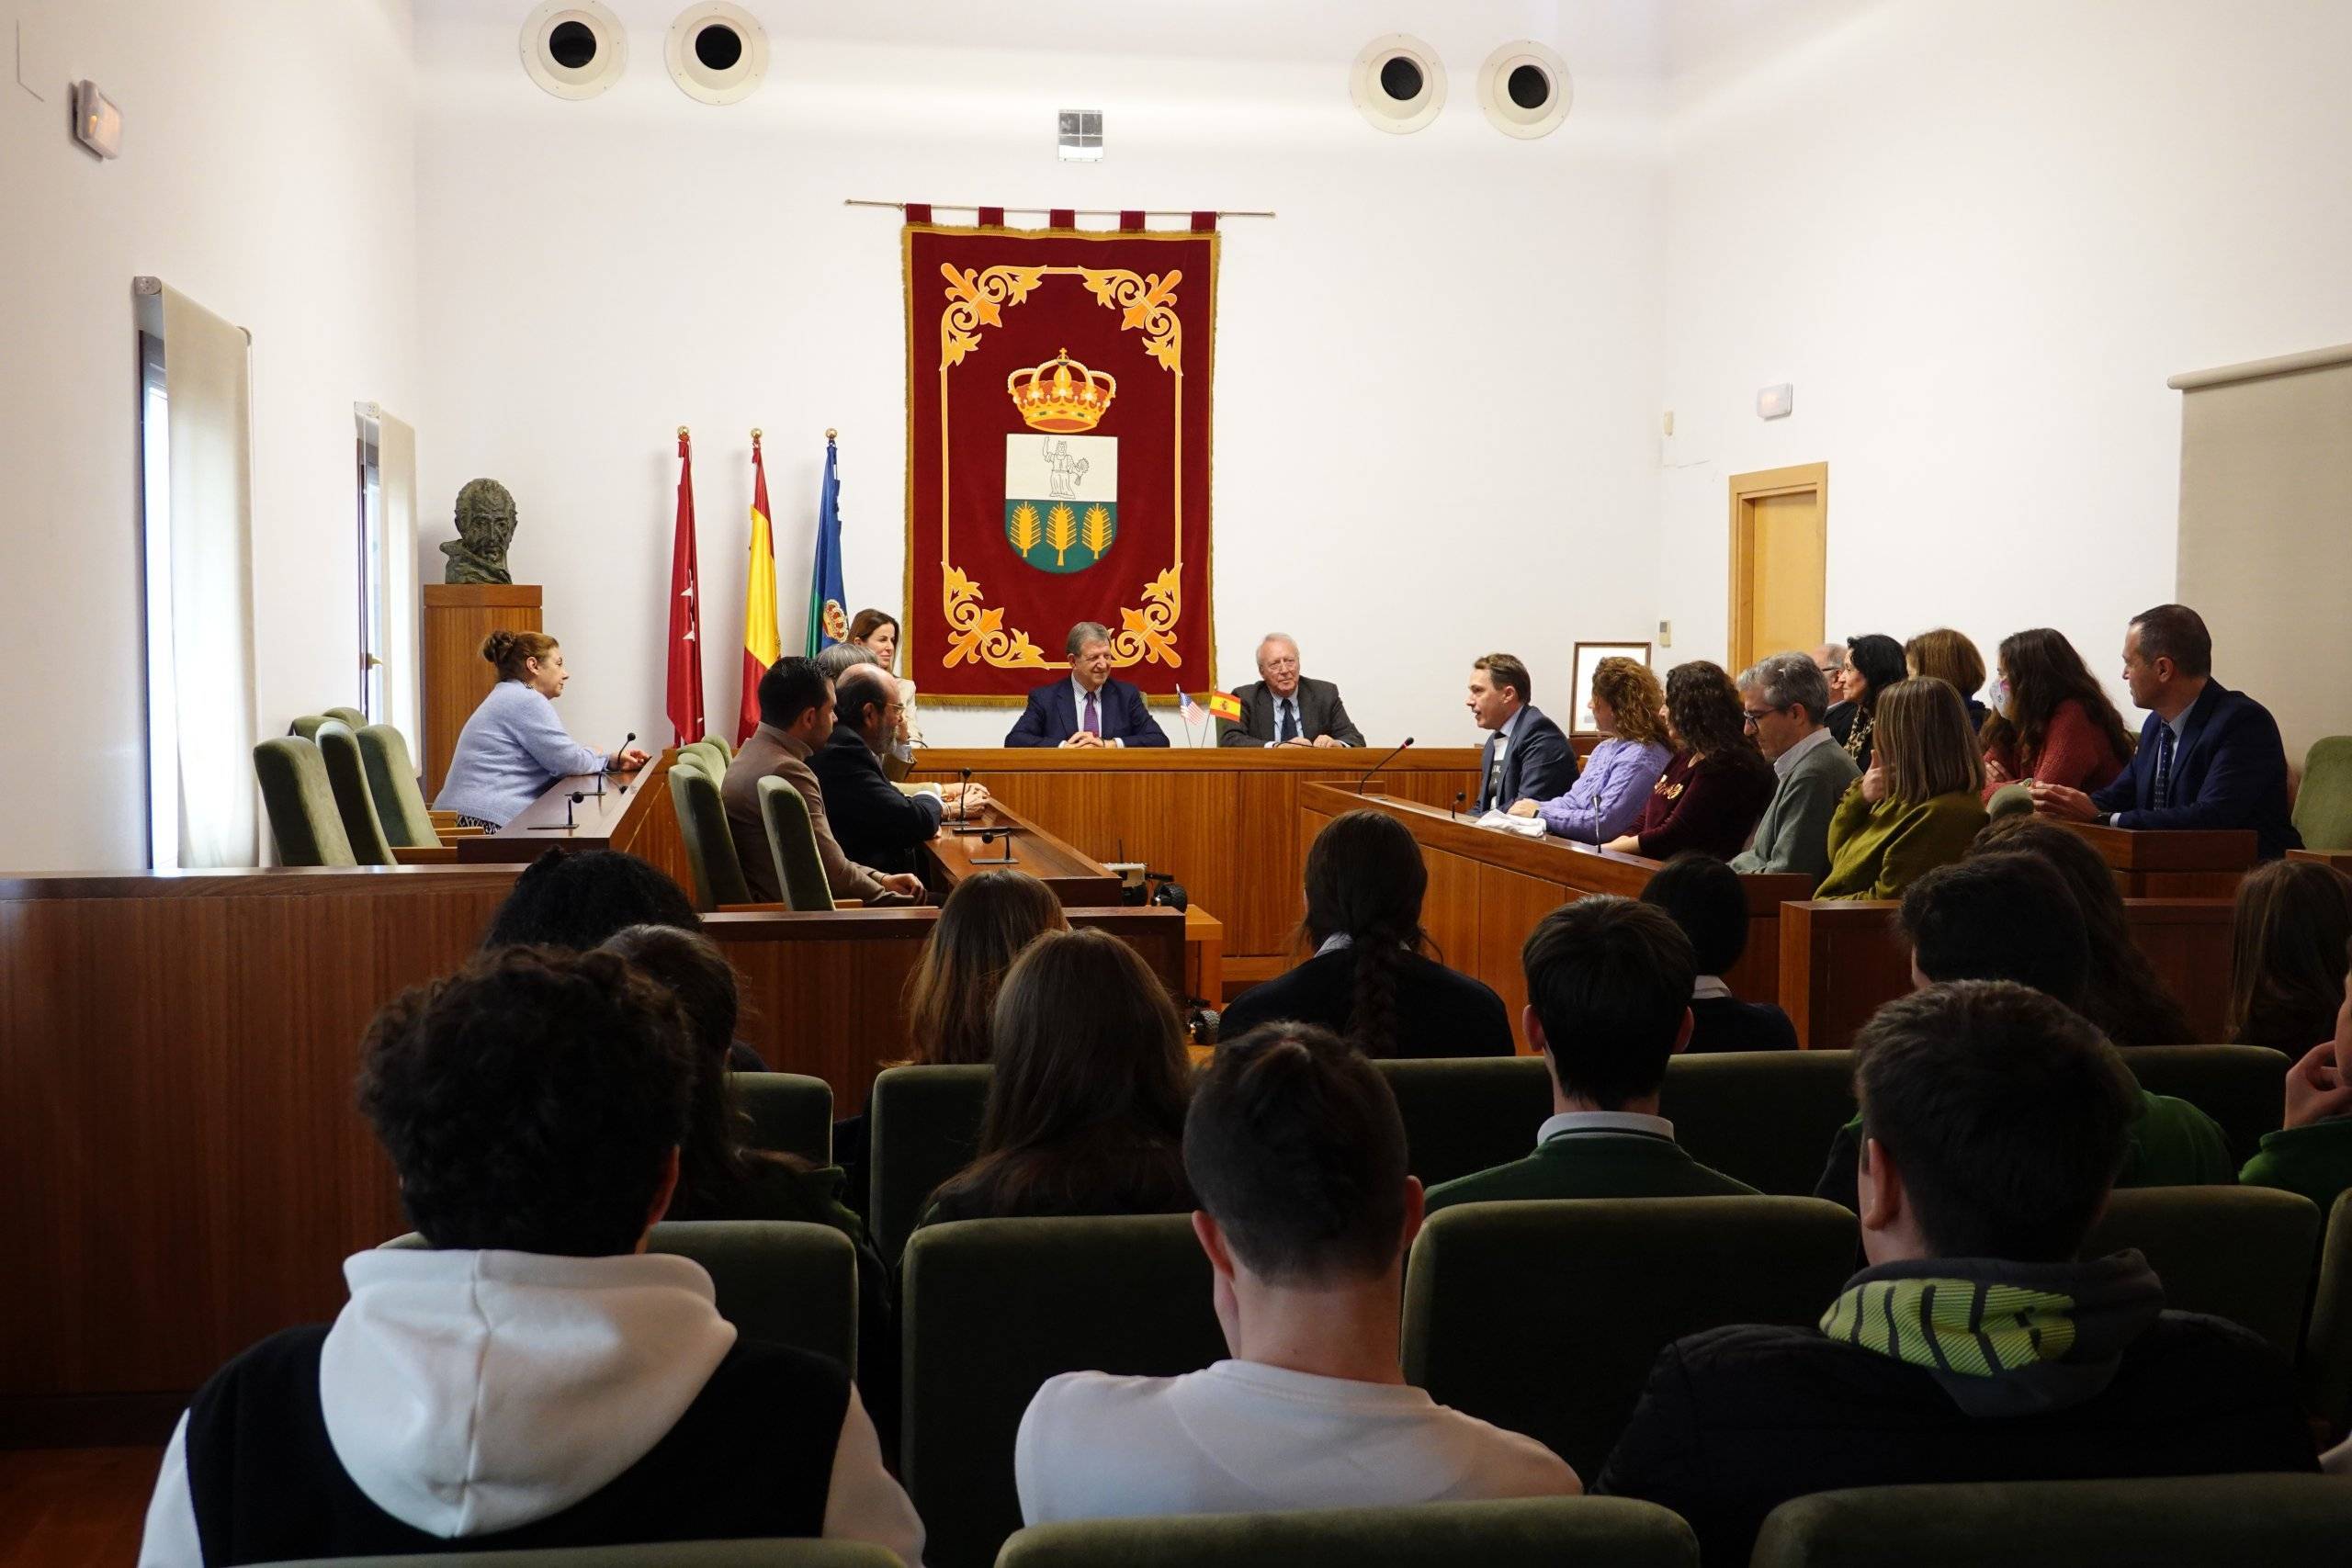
255,718 -> 463,865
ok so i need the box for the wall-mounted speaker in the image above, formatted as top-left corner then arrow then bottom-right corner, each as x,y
667,2 -> 769,106
520,1 -> 626,101
1351,34 -> 1446,135
1477,39 -> 1571,139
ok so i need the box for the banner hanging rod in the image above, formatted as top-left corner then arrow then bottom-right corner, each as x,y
844,199 -> 1274,219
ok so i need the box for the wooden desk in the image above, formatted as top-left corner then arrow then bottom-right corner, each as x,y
2289,849 -> 2352,875
2059,821 -> 2258,897
1299,784 -> 1815,1051
1779,897 -> 2237,1050
909,748 -> 1485,992
920,800 -> 1122,906
456,750 -> 689,890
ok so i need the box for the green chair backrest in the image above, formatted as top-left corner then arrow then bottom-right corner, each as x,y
2293,736 -> 2352,852
253,737 -> 356,867
315,721 -> 396,866
2305,1190 -> 2352,1439
1985,781 -> 2034,821
1372,1057 -> 1551,1188
758,775 -> 836,912
685,739 -> 729,779
998,1495 -> 1698,1568
867,1064 -> 992,1265
2082,1185 -> 2320,1357
901,1215 -> 1226,1568
385,1220 -> 856,1370
735,1072 -> 833,1166
1402,1196 -> 1860,1481
262,1540 -> 904,1567
699,731 -> 737,765
323,705 -> 367,729
2120,1043 -> 2290,1162
1659,1050 -> 1860,1196
356,723 -> 441,849
672,761 -> 752,910
1749,1473 -> 2352,1568
287,713 -> 332,741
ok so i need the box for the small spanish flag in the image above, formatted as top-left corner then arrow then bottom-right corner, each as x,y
1205,691 -> 1244,722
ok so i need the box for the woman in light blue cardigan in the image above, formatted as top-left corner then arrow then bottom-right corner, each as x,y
434,630 -> 650,829
1510,656 -> 1671,843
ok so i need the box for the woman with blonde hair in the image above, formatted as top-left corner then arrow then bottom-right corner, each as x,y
1815,678 -> 1989,900
1510,656 -> 1670,842
435,630 -> 650,829
900,869 -> 1069,1066
1904,627 -> 1990,733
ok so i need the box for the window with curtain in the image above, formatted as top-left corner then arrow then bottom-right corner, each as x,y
356,403 -> 421,743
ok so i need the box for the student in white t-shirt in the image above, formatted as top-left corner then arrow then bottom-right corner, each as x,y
1014,1021 -> 1580,1523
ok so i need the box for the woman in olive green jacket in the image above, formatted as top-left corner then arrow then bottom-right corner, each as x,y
1816,677 -> 1989,900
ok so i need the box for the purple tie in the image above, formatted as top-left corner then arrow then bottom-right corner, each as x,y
1084,691 -> 1101,738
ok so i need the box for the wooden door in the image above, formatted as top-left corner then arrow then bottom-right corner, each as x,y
1728,463 -> 1827,672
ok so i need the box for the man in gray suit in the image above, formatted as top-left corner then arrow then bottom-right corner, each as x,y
1729,651 -> 1860,883
1217,633 -> 1366,748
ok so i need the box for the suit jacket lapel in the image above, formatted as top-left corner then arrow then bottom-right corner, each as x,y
2169,682 -> 2225,784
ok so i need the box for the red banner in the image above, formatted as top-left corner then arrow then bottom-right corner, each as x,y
903,222 -> 1217,704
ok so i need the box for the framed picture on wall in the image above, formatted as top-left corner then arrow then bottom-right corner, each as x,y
1570,641 -> 1654,735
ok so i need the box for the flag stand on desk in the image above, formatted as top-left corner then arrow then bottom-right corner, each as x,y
1177,690 -> 1206,746
736,431 -> 779,746
805,430 -> 848,655
667,427 -> 706,746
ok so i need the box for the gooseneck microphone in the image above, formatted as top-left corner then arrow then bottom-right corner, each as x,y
1354,737 -> 1415,795
1451,790 -> 1466,820
960,767 -> 973,827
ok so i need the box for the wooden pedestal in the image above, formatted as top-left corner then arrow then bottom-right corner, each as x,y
421,583 -> 541,796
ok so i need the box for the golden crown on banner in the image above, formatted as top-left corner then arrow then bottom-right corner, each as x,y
1006,347 -> 1118,433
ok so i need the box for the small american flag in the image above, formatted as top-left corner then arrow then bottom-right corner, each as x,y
1177,689 -> 1203,724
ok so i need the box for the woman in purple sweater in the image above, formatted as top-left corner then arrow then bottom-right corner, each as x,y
435,631 -> 650,829
1606,661 -> 1776,862
1509,657 -> 1669,843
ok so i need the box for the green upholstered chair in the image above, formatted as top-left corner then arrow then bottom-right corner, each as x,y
2082,1185 -> 2320,1358
315,721 -> 397,866
1401,1196 -> 1859,1481
996,1495 -> 1698,1568
685,739 -> 730,780
700,730 -> 737,764
386,1221 -> 856,1371
673,760 -> 752,910
1659,1050 -> 1860,1197
867,1064 -> 992,1265
2304,1190 -> 2352,1440
286,713 -> 332,741
735,1072 -> 833,1166
261,1541 -> 904,1567
2120,1043 -> 2290,1162
356,723 -> 443,849
1748,1473 -> 2352,1568
758,775 -> 837,912
254,736 -> 357,867
1372,1056 -> 1552,1188
2293,736 -> 2352,852
900,1215 -> 1225,1568
323,705 -> 367,729
1984,781 -> 2034,821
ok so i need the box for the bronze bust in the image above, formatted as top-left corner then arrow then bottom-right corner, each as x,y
441,479 -> 518,585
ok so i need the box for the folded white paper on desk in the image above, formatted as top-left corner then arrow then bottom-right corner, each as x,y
1475,809 -> 1552,839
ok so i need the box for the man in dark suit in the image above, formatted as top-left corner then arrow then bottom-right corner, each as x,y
810,665 -> 987,874
1468,651 -> 1574,813
1216,634 -> 1366,749
1003,621 -> 1170,748
2029,604 -> 2301,859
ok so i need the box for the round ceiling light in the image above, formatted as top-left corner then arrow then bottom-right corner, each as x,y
520,1 -> 627,100
1477,39 -> 1572,139
667,2 -> 770,106
1350,34 -> 1446,135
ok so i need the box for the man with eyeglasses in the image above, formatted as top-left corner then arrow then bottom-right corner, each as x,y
1217,633 -> 1365,749
810,663 -> 987,876
1728,651 -> 1858,882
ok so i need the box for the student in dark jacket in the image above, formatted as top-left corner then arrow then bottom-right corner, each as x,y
808,665 -> 980,875
1218,809 -> 1513,1058
2029,604 -> 2301,859
1603,662 -> 1774,863
1637,852 -> 1797,1053
1425,897 -> 1754,1212
1599,981 -> 2317,1566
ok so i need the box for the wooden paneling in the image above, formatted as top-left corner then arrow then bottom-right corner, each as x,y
2061,821 -> 2258,897
456,750 -> 692,891
922,800 -> 1121,906
420,584 -> 541,798
2289,849 -> 2352,874
1470,863 -> 1578,1051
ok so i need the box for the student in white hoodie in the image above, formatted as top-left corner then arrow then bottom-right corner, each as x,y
138,945 -> 923,1567
1014,1021 -> 1579,1522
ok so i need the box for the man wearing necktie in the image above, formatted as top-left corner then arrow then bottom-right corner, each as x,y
1217,633 -> 1367,749
1469,651 -> 1574,815
1004,621 -> 1172,748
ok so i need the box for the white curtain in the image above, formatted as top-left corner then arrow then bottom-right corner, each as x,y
379,410 -> 421,748
150,282 -> 260,868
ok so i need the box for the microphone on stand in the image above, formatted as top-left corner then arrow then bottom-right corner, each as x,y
960,767 -> 973,827
1451,790 -> 1466,820
1354,737 -> 1415,795
609,731 -> 639,794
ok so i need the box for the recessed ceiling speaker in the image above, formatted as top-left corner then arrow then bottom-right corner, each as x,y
520,1 -> 626,101
1477,39 -> 1571,139
667,2 -> 769,106
1351,34 -> 1445,135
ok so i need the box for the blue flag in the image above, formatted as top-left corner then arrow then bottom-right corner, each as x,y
804,434 -> 848,657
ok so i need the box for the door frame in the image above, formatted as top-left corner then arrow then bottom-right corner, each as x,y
1727,462 -> 1829,672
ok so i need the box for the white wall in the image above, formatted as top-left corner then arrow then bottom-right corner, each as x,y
0,0 -> 420,870
1654,0 -> 2352,709
413,0 -> 1669,753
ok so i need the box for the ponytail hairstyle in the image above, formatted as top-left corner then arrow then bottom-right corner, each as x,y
483,628 -> 560,683
1300,810 -> 1430,1059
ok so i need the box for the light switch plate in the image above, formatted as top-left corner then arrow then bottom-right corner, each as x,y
17,17 -> 56,103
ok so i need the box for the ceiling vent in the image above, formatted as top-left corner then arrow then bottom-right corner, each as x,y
1351,34 -> 1446,135
667,2 -> 769,106
1477,39 -> 1572,139
520,1 -> 626,101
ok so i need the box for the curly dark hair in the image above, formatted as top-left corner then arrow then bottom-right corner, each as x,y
1664,661 -> 1766,762
358,945 -> 695,1255
1301,810 -> 1430,1059
481,849 -> 699,951
1997,627 -> 2136,773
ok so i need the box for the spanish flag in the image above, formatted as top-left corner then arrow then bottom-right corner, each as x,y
1206,691 -> 1244,722
735,433 -> 780,745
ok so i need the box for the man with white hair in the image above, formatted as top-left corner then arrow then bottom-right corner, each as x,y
1217,634 -> 1365,749
1728,651 -> 1858,881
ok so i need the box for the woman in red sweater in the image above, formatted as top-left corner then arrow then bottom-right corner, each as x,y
1604,661 -> 1776,861
1981,627 -> 2135,800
